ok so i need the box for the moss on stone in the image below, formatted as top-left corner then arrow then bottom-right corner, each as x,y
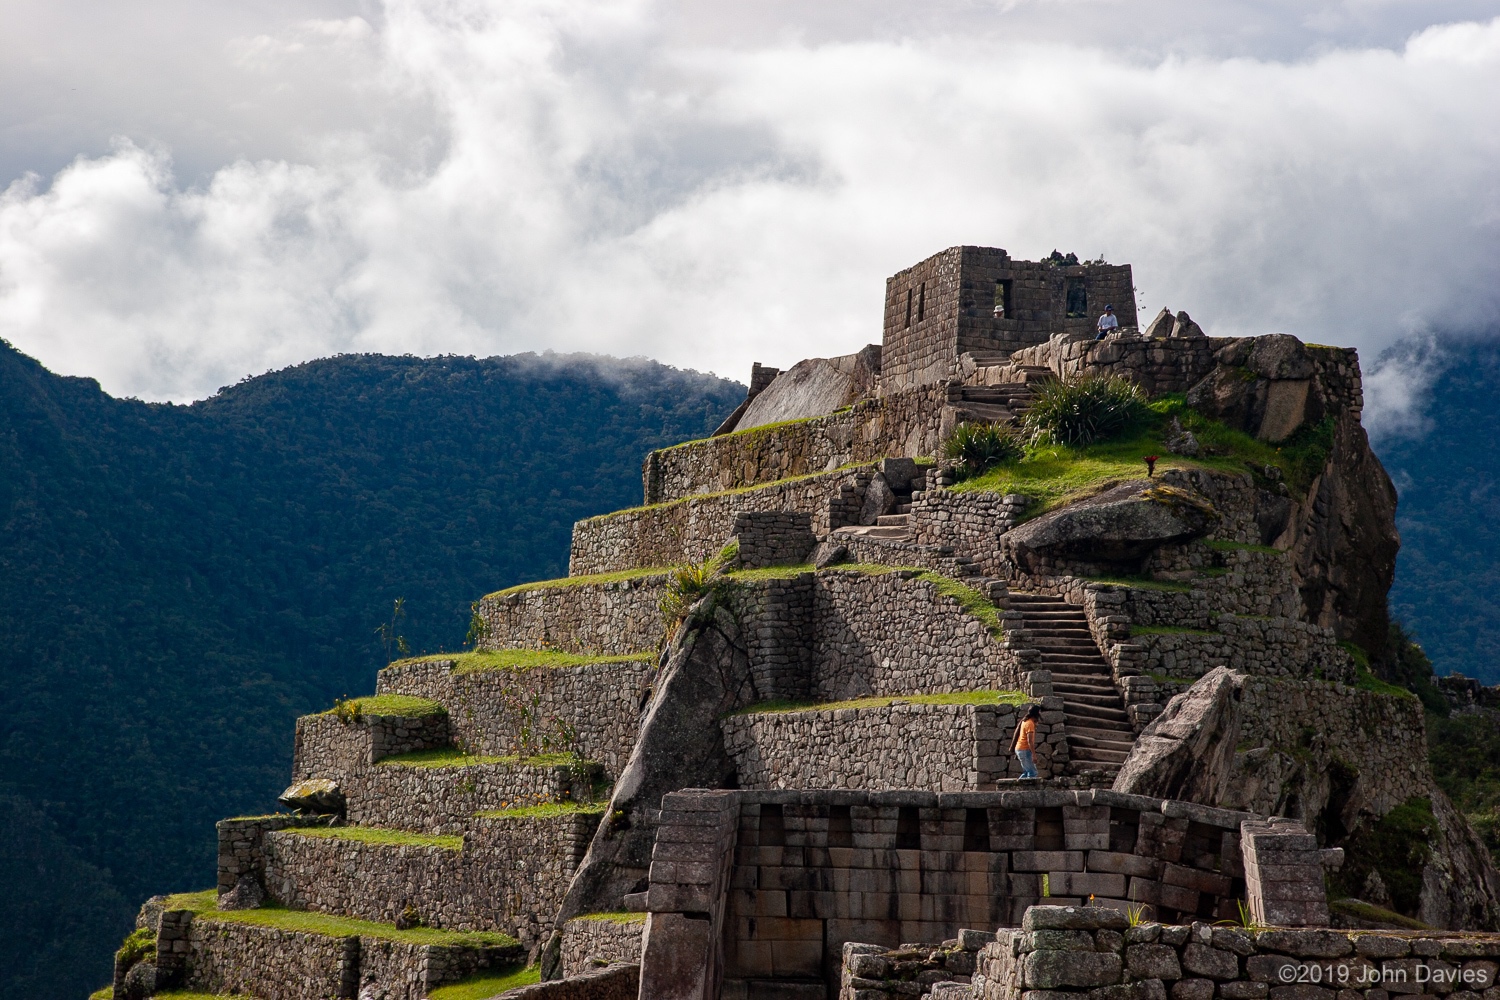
475,801 -> 607,820
731,688 -> 1027,717
1327,898 -> 1431,930
1353,666 -> 1414,699
428,966 -> 540,1000
378,748 -> 591,769
725,564 -> 816,582
1131,625 -> 1217,637
158,890 -> 520,947
1082,575 -> 1193,593
1328,797 -> 1436,917
319,694 -> 445,718
580,462 -> 872,523
88,989 -> 114,1000
285,826 -> 463,851
389,649 -> 652,675
485,566 -> 673,600
154,992 -> 257,1000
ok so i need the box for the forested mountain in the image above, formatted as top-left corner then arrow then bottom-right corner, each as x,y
0,342 -> 741,1000
1380,338 -> 1500,684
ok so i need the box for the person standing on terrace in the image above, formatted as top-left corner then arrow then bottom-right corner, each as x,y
1011,705 -> 1041,779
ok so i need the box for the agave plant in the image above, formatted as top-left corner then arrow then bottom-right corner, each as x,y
1022,373 -> 1151,447
941,421 -> 1024,480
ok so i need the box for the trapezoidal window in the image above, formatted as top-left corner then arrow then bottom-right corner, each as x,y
993,279 -> 1013,319
1065,278 -> 1088,319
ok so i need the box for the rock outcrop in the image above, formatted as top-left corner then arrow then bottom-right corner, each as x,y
1002,481 -> 1218,572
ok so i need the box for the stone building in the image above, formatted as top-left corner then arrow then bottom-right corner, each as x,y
105,246 -> 1500,1000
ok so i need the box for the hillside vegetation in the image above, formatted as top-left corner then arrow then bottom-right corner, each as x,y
0,341 -> 739,1000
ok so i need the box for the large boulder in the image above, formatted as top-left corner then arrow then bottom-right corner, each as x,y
278,778 -> 345,815
1112,667 -> 1246,803
732,345 -> 881,432
1002,480 -> 1218,572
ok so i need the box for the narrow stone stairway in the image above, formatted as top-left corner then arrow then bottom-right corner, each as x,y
1008,592 -> 1135,782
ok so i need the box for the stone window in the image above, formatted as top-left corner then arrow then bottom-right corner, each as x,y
917,282 -> 926,323
1109,808 -> 1140,853
895,806 -> 921,850
1066,278 -> 1088,319
904,288 -> 913,329
759,804 -> 785,847
993,279 -> 1013,319
1035,806 -> 1065,851
963,809 -> 991,852
828,805 -> 853,848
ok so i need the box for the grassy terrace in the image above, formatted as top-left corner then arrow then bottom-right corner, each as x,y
730,689 -> 1027,717
573,911 -> 648,924
579,461 -> 872,523
485,565 -> 673,600
320,694 -> 445,718
952,397 -> 1333,517
160,891 -> 520,947
727,562 -> 1007,638
475,801 -> 607,820
1130,625 -> 1218,637
284,825 -> 463,850
378,748 -> 589,769
388,649 -> 653,674
429,965 -> 541,999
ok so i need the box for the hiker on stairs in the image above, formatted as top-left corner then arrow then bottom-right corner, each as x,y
1011,706 -> 1041,779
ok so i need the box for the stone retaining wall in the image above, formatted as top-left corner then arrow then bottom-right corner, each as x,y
639,788 -> 1265,998
293,711 -> 450,780
376,657 -> 652,777
498,962 -> 639,999
963,904 -> 1500,1000
734,510 -> 819,569
910,491 -> 1031,575
643,382 -> 951,503
720,701 -> 1064,791
475,574 -> 668,656
217,815 -> 312,894
570,466 -> 873,576
559,916 -> 645,978
178,915 -> 523,1000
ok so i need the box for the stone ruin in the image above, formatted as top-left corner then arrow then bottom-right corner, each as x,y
109,246 -> 1500,1000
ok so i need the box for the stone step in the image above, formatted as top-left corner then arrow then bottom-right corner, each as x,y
1069,723 -> 1137,743
1070,745 -> 1131,764
1060,691 -> 1129,709
951,402 -> 1015,423
875,514 -> 910,526
1031,637 -> 1098,649
1067,731 -> 1136,752
1039,654 -> 1110,667
1063,702 -> 1132,724
1053,681 -> 1120,697
895,503 -> 912,514
1019,611 -> 1090,622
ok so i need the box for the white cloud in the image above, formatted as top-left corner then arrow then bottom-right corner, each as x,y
0,1 -> 1497,404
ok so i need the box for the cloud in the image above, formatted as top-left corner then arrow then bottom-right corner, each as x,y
0,1 -> 1497,405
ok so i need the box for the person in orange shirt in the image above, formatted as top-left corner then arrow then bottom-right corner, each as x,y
1010,705 -> 1041,779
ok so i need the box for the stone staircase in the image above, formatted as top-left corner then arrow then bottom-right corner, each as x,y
1007,592 -> 1135,782
945,366 -> 1051,425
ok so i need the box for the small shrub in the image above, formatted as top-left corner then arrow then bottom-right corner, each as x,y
1022,374 -> 1151,447
115,926 -> 156,975
658,552 -> 729,636
942,422 -> 1023,479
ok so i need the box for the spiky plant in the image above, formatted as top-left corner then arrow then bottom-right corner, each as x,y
942,421 -> 1024,480
1021,373 -> 1151,447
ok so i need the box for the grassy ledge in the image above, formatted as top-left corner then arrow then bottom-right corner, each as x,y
656,412 -> 831,454
730,689 -> 1027,717
1082,575 -> 1193,593
1354,666 -> 1415,699
572,911 -> 648,925
378,748 -> 590,769
320,694 -> 445,718
1327,898 -> 1431,931
389,649 -> 653,674
581,462 -> 873,522
485,566 -> 673,600
1130,625 -> 1219,637
476,801 -> 608,820
429,966 -> 541,1000
160,890 -> 519,947
285,826 -> 463,851
726,564 -> 816,582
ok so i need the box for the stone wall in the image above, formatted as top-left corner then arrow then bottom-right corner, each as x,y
292,710 -> 450,780
475,574 -> 667,656
643,383 -> 951,503
570,466 -> 872,576
499,963 -> 640,999
560,916 -> 645,978
734,510 -> 819,569
637,788 -> 1263,998
720,701 -> 1064,791
962,904 -> 1500,1000
217,815 -> 313,894
376,657 -> 652,777
178,915 -> 523,1000
909,490 -> 1030,576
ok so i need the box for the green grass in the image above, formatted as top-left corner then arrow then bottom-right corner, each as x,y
656,411 -> 835,453
285,826 -> 463,850
731,688 -> 1027,717
580,462 -> 872,522
573,911 -> 647,924
476,801 -> 608,820
378,748 -> 589,769
1354,666 -> 1415,699
160,890 -> 520,947
89,990 -> 112,1000
485,566 -> 673,599
1327,898 -> 1431,930
390,649 -> 652,674
1131,625 -> 1218,637
949,399 -> 1336,515
321,694 -> 445,718
429,966 -> 541,1000
1082,575 -> 1192,593
155,993 -> 261,1000
726,564 -> 816,582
